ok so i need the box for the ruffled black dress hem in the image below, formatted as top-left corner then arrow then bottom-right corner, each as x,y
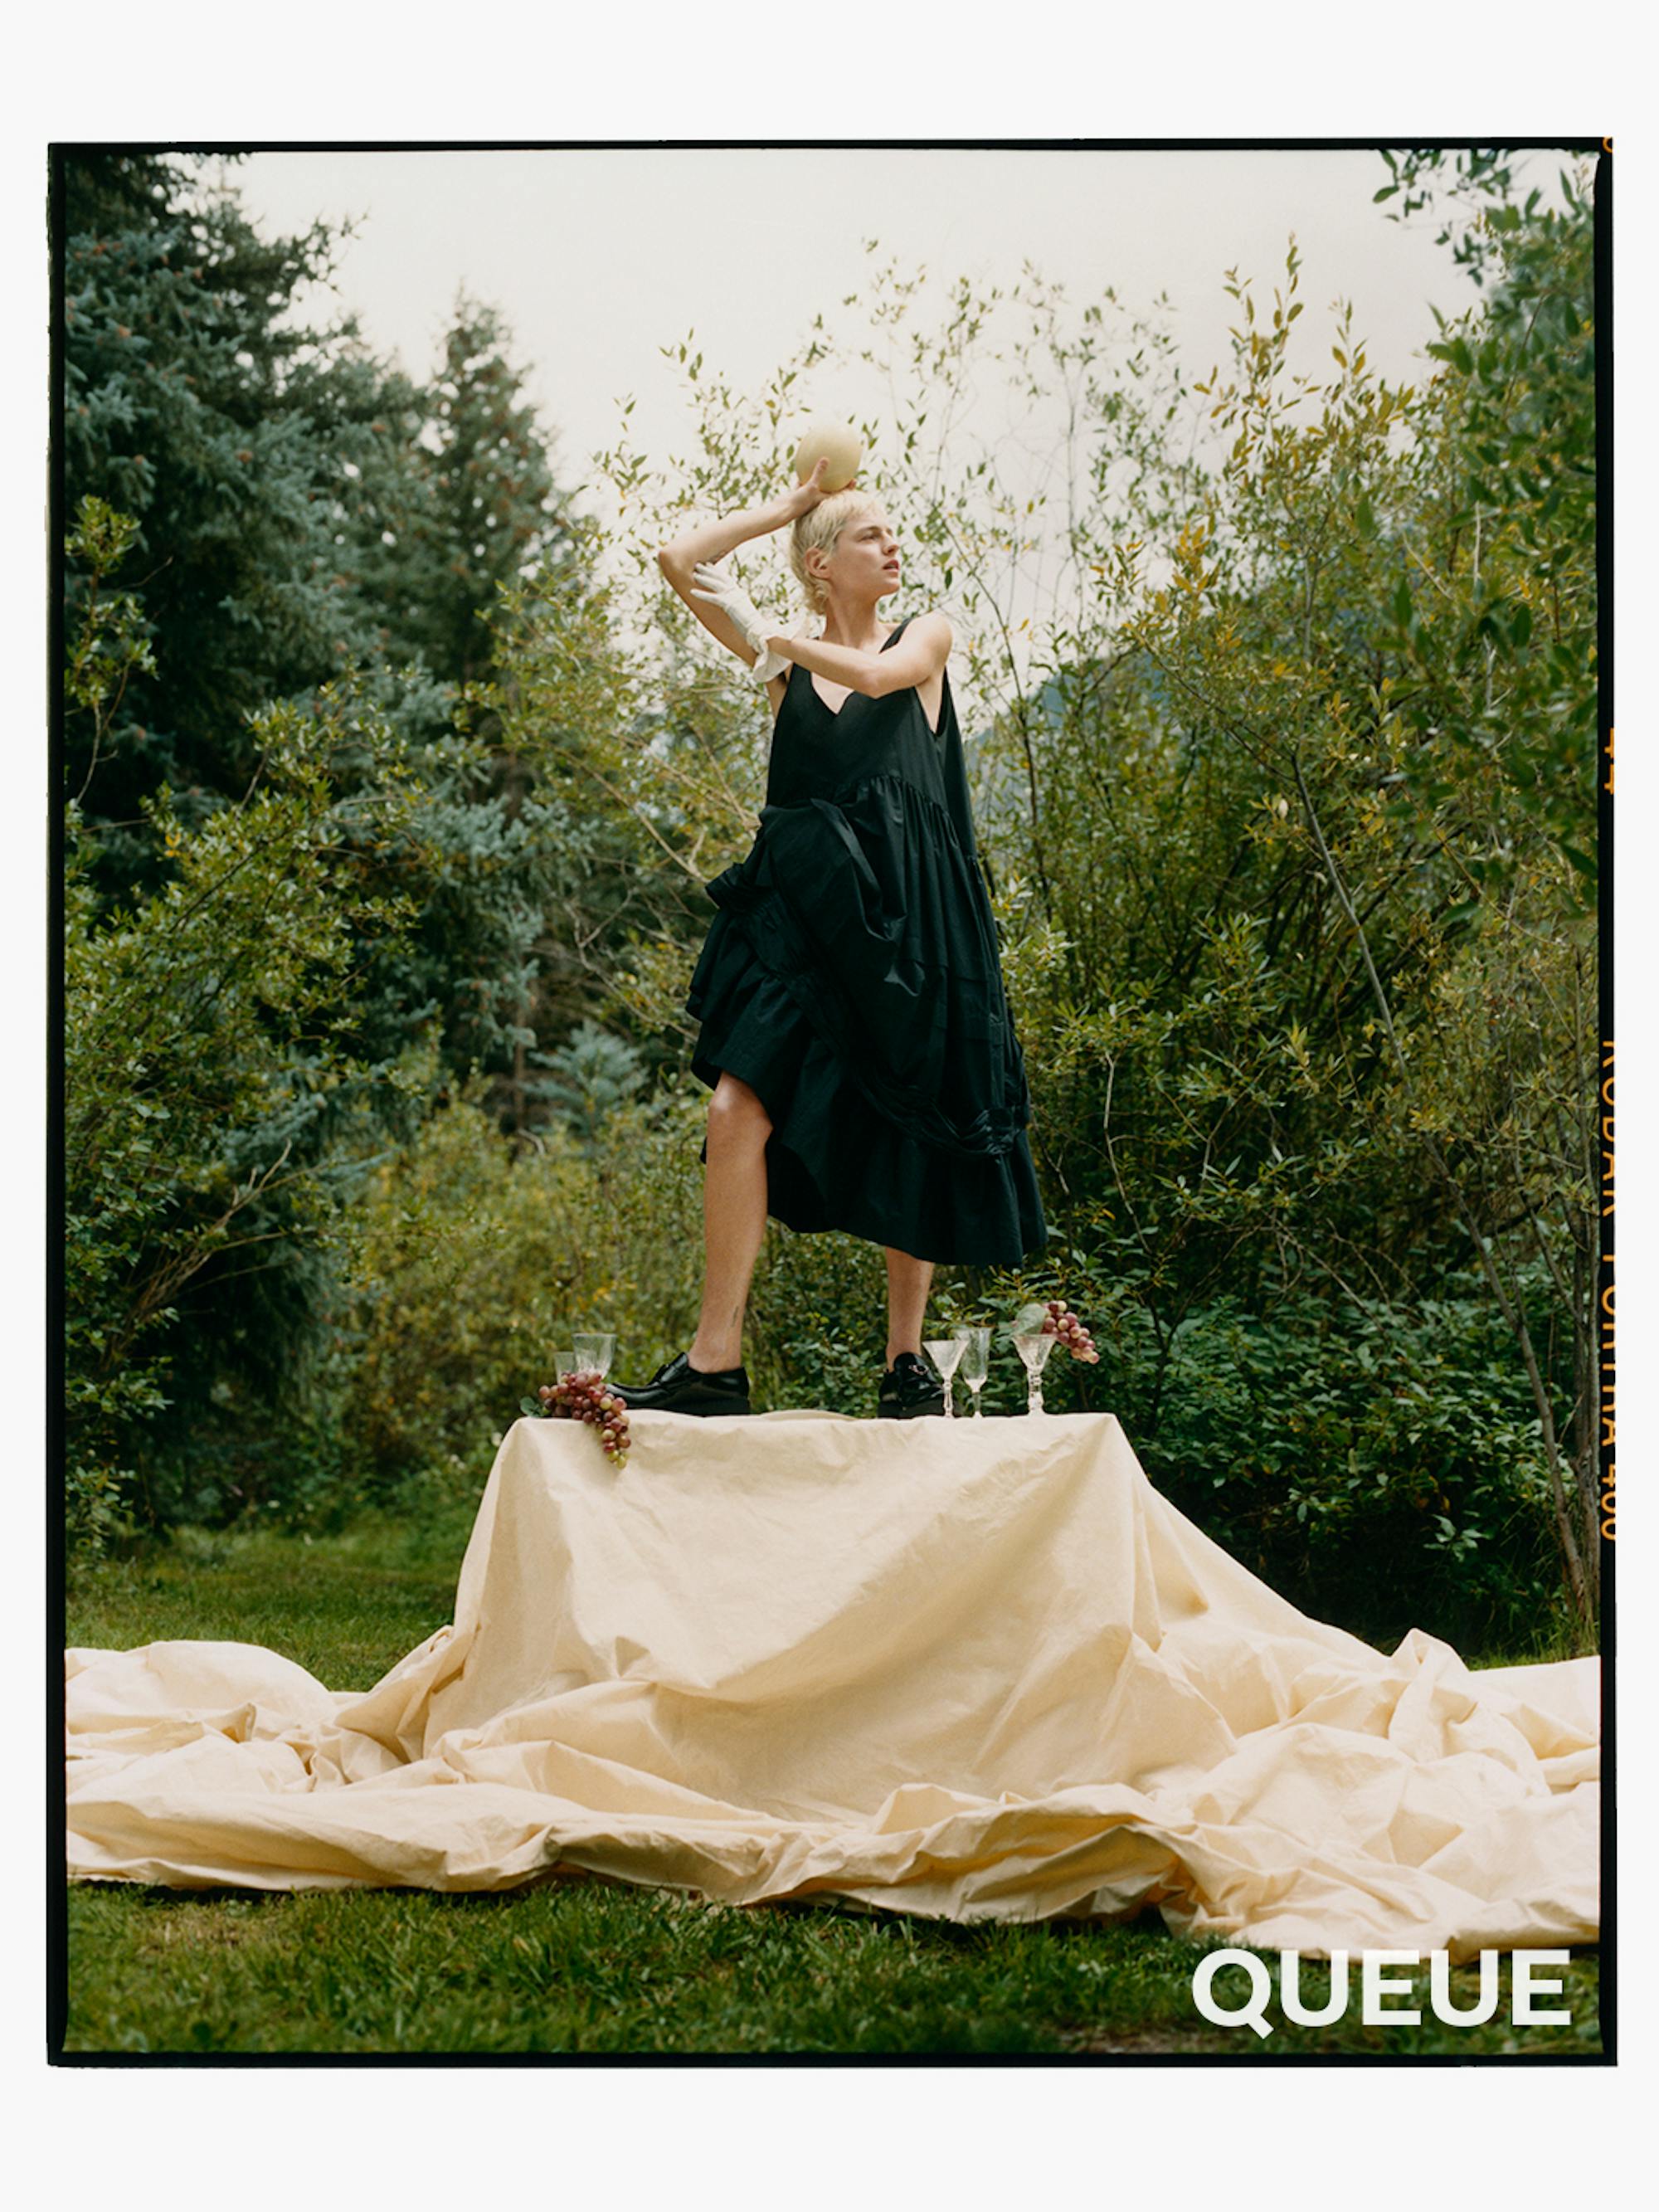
688,918 -> 1046,1267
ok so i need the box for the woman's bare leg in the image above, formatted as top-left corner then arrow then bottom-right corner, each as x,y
883,1247 -> 936,1367
688,1072 -> 771,1371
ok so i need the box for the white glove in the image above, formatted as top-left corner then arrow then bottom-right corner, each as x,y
689,560 -> 790,685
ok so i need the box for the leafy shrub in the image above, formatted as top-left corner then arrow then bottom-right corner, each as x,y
62,694 -> 426,1549
745,1227 -> 893,1419
332,1085 -> 707,1506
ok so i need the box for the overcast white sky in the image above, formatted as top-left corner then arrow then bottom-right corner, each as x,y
224,144 -> 1586,521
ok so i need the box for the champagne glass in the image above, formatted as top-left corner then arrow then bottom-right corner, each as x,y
545,1349 -> 576,1409
1011,1328 -> 1056,1415
923,1337 -> 966,1418
572,1330 -> 615,1381
953,1325 -> 991,1415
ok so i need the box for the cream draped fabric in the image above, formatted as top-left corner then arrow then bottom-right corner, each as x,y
66,1411 -> 1599,1957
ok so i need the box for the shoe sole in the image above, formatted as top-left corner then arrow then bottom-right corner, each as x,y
616,1397 -> 752,1417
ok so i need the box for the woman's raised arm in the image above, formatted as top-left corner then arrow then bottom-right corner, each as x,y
659,459 -> 834,670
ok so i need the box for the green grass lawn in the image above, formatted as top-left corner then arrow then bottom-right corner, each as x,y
61,1513 -> 1603,2059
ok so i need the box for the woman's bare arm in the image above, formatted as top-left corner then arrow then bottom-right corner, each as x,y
765,613 -> 952,699
658,460 -> 833,670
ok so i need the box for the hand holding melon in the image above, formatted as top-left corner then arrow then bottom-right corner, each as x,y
786,419 -> 863,514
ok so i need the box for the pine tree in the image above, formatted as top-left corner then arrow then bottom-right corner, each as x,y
414,293 -> 575,689
61,152 -> 427,888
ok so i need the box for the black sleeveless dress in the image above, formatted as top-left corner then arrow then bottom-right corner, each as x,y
684,618 -> 1048,1265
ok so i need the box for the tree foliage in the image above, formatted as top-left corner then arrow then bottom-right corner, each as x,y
64,675 -> 429,1542
59,153 -> 591,1538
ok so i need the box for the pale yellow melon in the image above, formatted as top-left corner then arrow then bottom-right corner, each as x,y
791,417 -> 863,493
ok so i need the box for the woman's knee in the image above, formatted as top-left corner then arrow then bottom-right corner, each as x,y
708,1072 -> 772,1142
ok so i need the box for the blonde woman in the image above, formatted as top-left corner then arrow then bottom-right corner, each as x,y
614,459 -> 1047,1420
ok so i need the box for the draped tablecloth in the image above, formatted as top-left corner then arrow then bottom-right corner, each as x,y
66,1411 -> 1599,1957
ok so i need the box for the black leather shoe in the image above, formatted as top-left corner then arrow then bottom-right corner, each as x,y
611,1349 -> 752,1417
878,1350 -> 946,1420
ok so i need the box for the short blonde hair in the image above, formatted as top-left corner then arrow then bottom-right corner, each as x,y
788,490 -> 883,617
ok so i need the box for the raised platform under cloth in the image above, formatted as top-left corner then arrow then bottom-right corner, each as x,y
66,1410 -> 1598,1956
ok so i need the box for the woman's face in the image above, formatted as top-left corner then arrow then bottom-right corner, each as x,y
820,506 -> 902,601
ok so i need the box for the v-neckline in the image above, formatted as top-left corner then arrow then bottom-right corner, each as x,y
806,621 -> 905,719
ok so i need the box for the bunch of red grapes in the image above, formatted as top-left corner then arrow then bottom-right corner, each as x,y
537,1368 -> 631,1466
1039,1298 -> 1099,1362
